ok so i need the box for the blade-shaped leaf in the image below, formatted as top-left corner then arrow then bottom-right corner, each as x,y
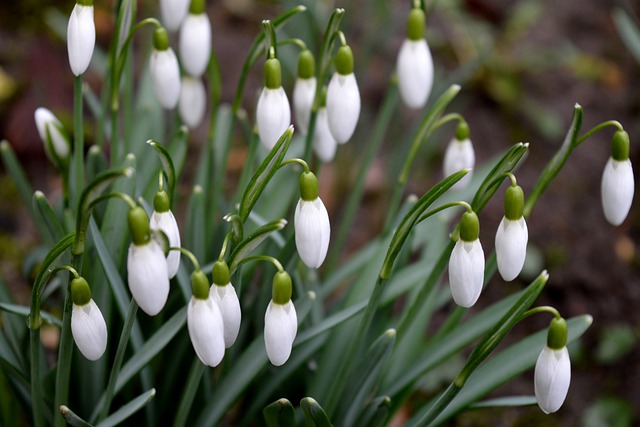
59,406 -> 94,427
263,398 -> 296,427
95,388 -> 156,427
301,397 -> 332,427
147,139 -> 177,206
228,219 -> 288,273
33,191 -> 66,245
0,303 -> 61,328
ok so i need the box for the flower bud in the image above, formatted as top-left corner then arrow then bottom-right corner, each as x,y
67,1 -> 95,76
256,58 -> 291,150
159,0 -> 190,32
601,131 -> 634,226
443,125 -> 475,190
34,108 -> 71,168
211,261 -> 241,348
70,277 -> 107,361
179,75 -> 207,128
188,272 -> 225,366
326,45 -> 360,144
264,271 -> 297,366
535,317 -> 571,414
150,27 -> 181,110
449,211 -> 484,307
179,9 -> 212,77
150,191 -> 181,279
396,7 -> 433,109
295,173 -> 330,269
495,185 -> 528,281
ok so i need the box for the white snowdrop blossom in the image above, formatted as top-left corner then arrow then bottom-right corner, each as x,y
150,209 -> 181,279
449,211 -> 484,307
294,171 -> 331,269
443,137 -> 475,190
159,0 -> 190,32
256,87 -> 291,150
397,38 -> 434,109
210,283 -> 241,348
179,13 -> 211,78
495,217 -> 528,281
601,157 -> 634,226
313,107 -> 338,163
67,3 -> 95,76
127,240 -> 169,316
34,107 -> 70,164
71,299 -> 107,361
535,346 -> 571,414
188,295 -> 225,367
293,77 -> 316,136
179,76 -> 207,128
326,72 -> 360,144
264,300 -> 297,366
150,46 -> 181,109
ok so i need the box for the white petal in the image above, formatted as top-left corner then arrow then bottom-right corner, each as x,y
159,0 -> 190,32
210,283 -> 242,348
601,158 -> 634,226
495,217 -> 528,281
443,138 -> 475,190
535,346 -> 571,414
293,77 -> 316,135
71,300 -> 107,361
179,76 -> 207,128
326,72 -> 361,144
67,4 -> 95,76
127,241 -> 170,316
448,239 -> 485,307
179,14 -> 212,77
187,296 -> 225,367
34,108 -> 70,161
294,198 -> 331,268
313,107 -> 338,163
150,48 -> 182,109
264,300 -> 297,366
256,87 -> 291,150
397,39 -> 434,109
150,210 -> 181,279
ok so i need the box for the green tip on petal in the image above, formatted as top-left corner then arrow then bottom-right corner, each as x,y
153,27 -> 170,51
128,206 -> 151,245
77,0 -> 94,6
547,317 -> 568,349
459,210 -> 480,242
191,270 -> 210,299
71,277 -> 92,306
299,171 -> 319,201
212,261 -> 230,286
189,0 -> 205,14
272,271 -> 292,304
298,49 -> 316,79
612,129 -> 630,161
336,45 -> 354,75
153,190 -> 170,213
455,121 -> 470,141
264,57 -> 282,89
504,184 -> 524,220
407,7 -> 425,40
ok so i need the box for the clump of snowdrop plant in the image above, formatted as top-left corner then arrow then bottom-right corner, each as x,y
5,3 -> 633,427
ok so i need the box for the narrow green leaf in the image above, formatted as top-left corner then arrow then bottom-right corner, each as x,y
301,397 -> 332,427
186,185 -> 206,262
228,219 -> 288,273
172,360 -> 205,427
59,406 -> 94,427
168,126 -> 189,190
263,398 -> 296,427
33,191 -> 66,245
613,8 -> 640,64
147,139 -> 177,205
96,388 -> 156,427
1,140 -> 36,216
294,301 -> 367,347
0,303 -> 61,328
356,396 -> 391,427
469,396 -> 537,409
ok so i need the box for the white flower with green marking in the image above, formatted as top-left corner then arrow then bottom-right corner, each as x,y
210,261 -> 241,348
396,7 -> 433,109
449,211 -> 484,307
179,4 -> 211,78
70,277 -> 107,361
67,1 -> 95,76
326,45 -> 360,144
294,172 -> 330,269
264,272 -> 297,366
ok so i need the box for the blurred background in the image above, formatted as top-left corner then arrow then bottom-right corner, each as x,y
1,0 -> 639,425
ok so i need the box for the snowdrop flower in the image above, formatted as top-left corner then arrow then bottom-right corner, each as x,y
34,108 -> 71,168
326,45 -> 360,144
127,206 -> 170,316
601,130 -> 634,226
188,269 -> 225,367
295,171 -> 331,268
70,276 -> 107,361
256,56 -> 291,150
179,75 -> 207,128
293,50 -> 317,136
150,188 -> 181,279
396,6 -> 434,109
179,0 -> 211,77
150,27 -> 181,109
449,210 -> 484,307
210,261 -> 241,348
313,107 -> 338,163
159,0 -> 190,32
264,271 -> 297,366
443,122 -> 475,190
535,317 -> 571,414
67,0 -> 95,76
495,183 -> 528,281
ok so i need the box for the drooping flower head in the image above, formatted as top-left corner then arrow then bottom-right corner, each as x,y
179,75 -> 207,128
34,108 -> 71,169
159,0 -> 190,32
210,260 -> 241,348
67,0 -> 95,76
293,49 -> 317,136
70,276 -> 107,361
396,5 -> 434,109
179,0 -> 212,78
535,316 -> 571,414
313,105 -> 338,163
443,121 -> 475,190
601,129 -> 634,226
264,271 -> 297,366
256,55 -> 291,150
294,171 -> 331,269
187,269 -> 225,367
326,44 -> 361,144
150,186 -> 181,279
449,210 -> 485,307
127,206 -> 170,316
150,26 -> 181,110
495,183 -> 528,281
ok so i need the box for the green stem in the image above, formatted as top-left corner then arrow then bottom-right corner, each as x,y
172,247 -> 201,271
172,360 -> 206,427
30,329 -> 45,427
262,20 -> 278,59
278,158 -> 310,172
98,299 -> 139,422
520,305 -> 561,321
73,75 -> 85,209
576,120 -> 623,145
237,255 -> 284,272
416,201 -> 471,224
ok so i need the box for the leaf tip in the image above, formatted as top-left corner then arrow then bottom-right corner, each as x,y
385,328 -> 396,338
34,190 -> 45,198
124,167 -> 134,178
193,185 -> 203,194
59,405 -> 70,415
307,290 -> 316,301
